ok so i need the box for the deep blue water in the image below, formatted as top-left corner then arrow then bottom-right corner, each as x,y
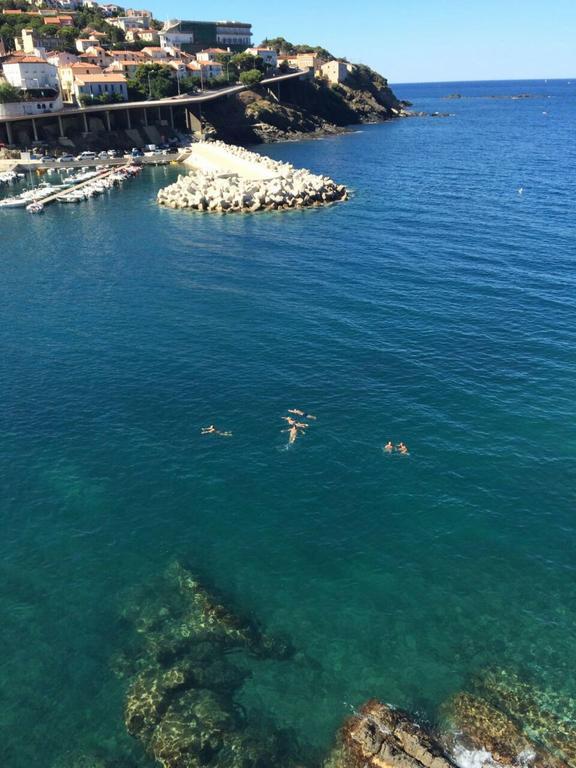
1,79 -> 575,767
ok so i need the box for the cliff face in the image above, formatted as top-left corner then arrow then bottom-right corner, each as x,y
201,67 -> 404,144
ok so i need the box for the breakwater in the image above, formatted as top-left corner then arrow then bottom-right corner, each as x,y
157,140 -> 348,212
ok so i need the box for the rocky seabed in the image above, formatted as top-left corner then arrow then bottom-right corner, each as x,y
157,141 -> 348,213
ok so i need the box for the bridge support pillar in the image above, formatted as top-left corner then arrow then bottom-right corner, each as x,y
5,121 -> 13,145
169,105 -> 174,129
82,112 -> 88,132
58,115 -> 65,137
105,110 -> 112,131
31,118 -> 38,142
125,109 -> 131,129
142,108 -> 148,126
157,106 -> 162,122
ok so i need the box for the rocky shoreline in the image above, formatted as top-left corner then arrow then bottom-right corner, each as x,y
49,558 -> 576,768
157,141 -> 348,213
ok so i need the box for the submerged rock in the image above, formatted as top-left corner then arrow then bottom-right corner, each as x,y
117,561 -> 303,768
472,669 -> 576,765
442,692 -> 565,768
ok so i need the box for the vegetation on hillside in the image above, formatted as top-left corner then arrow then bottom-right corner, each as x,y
0,80 -> 22,101
260,36 -> 334,61
0,3 -> 125,53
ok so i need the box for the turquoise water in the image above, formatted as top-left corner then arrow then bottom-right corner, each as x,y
1,79 -> 575,766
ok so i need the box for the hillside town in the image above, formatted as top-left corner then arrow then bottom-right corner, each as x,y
0,0 -> 356,121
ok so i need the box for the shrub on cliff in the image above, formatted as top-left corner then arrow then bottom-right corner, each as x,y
0,82 -> 22,103
240,69 -> 263,87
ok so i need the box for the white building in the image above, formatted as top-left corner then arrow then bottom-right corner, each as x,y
216,22 -> 251,48
187,60 -> 223,80
245,47 -> 277,68
0,94 -> 64,119
196,48 -> 227,62
73,72 -> 128,102
0,54 -> 63,117
107,16 -> 149,32
2,56 -> 60,91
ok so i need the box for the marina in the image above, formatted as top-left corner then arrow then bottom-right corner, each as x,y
0,162 -> 145,211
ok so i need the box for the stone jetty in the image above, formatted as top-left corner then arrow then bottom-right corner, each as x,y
157,140 -> 348,213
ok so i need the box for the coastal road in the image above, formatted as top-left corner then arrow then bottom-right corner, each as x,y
0,70 -> 307,127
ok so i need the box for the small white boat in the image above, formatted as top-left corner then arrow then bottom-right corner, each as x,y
26,202 -> 44,214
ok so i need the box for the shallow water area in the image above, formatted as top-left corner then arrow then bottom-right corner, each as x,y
1,79 -> 575,767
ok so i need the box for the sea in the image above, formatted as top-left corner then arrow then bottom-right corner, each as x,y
1,79 -> 575,767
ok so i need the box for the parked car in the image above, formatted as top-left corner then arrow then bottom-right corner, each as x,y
107,149 -> 123,158
40,155 -> 56,163
97,150 -> 109,159
131,148 -> 144,158
76,151 -> 97,160
57,154 -> 75,163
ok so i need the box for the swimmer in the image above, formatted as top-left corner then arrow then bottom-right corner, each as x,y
283,425 -> 299,445
306,414 -> 317,420
288,409 -> 305,416
282,416 -> 297,425
294,421 -> 309,430
396,442 -> 409,455
201,425 -> 232,437
384,441 -> 394,453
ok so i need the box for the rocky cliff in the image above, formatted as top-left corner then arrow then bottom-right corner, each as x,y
200,66 -> 406,144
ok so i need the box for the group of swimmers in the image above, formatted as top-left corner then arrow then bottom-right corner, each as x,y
384,441 -> 409,455
281,408 -> 316,445
201,414 -> 409,455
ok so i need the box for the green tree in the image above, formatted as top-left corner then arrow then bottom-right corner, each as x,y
127,63 -> 177,101
231,52 -> 264,74
0,82 -> 22,102
239,69 -> 263,87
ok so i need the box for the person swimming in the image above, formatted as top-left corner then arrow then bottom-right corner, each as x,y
384,441 -> 394,453
201,425 -> 232,437
288,409 -> 305,416
397,442 -> 409,455
283,425 -> 299,445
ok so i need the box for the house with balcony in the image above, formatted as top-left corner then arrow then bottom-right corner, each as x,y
245,47 -> 277,68
0,55 -> 63,117
105,58 -> 143,79
73,72 -> 128,103
106,15 -> 150,32
125,29 -> 160,44
59,61 -> 102,101
186,60 -> 223,81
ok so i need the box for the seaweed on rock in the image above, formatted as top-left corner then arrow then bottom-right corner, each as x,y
471,668 -> 576,766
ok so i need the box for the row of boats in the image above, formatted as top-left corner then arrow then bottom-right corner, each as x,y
0,165 -> 142,213
58,165 -> 142,207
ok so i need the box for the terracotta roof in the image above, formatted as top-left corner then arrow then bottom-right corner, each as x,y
199,48 -> 227,53
70,62 -> 102,71
4,55 -> 48,64
109,50 -> 146,58
76,73 -> 127,83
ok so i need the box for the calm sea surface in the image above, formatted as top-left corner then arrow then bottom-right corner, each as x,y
1,79 -> 575,766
